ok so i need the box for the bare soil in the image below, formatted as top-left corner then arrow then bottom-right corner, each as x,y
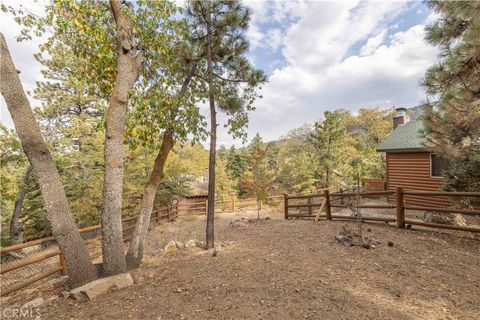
24,211 -> 480,319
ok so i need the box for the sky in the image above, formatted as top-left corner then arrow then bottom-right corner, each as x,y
0,0 -> 440,147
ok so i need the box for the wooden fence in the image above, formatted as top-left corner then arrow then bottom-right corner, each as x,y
284,188 -> 480,233
0,204 -> 178,296
0,195 -> 283,296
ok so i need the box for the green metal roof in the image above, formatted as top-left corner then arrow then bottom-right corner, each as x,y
377,121 -> 426,152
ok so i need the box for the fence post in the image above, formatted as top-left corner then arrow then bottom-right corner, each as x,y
283,193 -> 288,219
396,187 -> 405,228
324,189 -> 332,220
307,197 -> 312,215
205,199 -> 208,215
156,208 -> 161,224
59,253 -> 67,276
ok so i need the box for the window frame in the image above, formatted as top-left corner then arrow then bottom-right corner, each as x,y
430,153 -> 448,178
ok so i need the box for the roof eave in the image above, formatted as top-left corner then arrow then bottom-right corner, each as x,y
376,147 -> 427,153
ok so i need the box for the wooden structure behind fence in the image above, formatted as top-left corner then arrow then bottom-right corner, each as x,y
284,188 -> 480,233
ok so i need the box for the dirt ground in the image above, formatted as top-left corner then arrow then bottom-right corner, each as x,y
16,211 -> 480,319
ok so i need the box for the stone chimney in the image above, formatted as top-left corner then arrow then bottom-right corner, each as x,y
393,107 -> 410,129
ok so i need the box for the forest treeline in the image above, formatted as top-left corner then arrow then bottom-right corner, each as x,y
0,106 -> 392,243
0,1 -> 478,288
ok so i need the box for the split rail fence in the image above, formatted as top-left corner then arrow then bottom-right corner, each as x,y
284,188 -> 480,233
0,195 -> 282,296
0,205 -> 178,296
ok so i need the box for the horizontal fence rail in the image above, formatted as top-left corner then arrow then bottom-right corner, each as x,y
0,204 -> 179,296
0,195 -> 282,296
284,187 -> 480,233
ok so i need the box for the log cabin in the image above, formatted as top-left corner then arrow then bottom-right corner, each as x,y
377,108 -> 449,207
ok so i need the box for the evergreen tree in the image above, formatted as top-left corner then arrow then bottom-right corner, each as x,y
240,134 -> 275,218
308,110 -> 356,188
186,0 -> 266,248
422,1 -> 480,194
225,146 -> 249,196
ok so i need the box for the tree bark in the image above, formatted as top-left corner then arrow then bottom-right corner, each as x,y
205,3 -> 216,249
0,33 -> 97,287
101,1 -> 143,276
9,166 -> 33,245
125,64 -> 197,268
125,131 -> 174,268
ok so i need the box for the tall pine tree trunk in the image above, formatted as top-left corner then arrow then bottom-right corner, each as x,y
9,166 -> 32,245
101,1 -> 143,276
205,2 -> 216,249
126,64 -> 197,268
0,33 -> 97,288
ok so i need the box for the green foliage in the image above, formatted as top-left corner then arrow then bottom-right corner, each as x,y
276,125 -> 317,193
422,0 -> 480,192
239,134 -> 276,203
186,0 -> 267,140
346,108 -> 394,179
308,110 -> 357,187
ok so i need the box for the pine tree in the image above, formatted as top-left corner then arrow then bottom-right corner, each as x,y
308,110 -> 356,188
240,134 -> 275,218
186,0 -> 266,248
422,1 -> 480,194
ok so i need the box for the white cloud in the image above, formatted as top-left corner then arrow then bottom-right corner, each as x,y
239,1 -> 439,145
0,0 -> 47,128
360,29 -> 387,56
265,28 -> 283,51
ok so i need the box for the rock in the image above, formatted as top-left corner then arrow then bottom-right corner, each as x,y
69,273 -> 133,301
175,241 -> 184,249
185,239 -> 196,248
22,297 -> 44,309
230,219 -> 248,228
164,240 -> 178,254
335,234 -> 353,247
185,239 -> 204,249
48,275 -> 68,288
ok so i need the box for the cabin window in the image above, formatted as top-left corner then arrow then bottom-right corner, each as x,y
431,154 -> 448,177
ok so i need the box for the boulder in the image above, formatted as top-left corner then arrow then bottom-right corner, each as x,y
185,239 -> 204,249
48,275 -> 68,288
229,217 -> 249,228
164,240 -> 178,254
22,297 -> 44,309
175,241 -> 184,249
70,273 -> 133,301
185,239 -> 198,248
